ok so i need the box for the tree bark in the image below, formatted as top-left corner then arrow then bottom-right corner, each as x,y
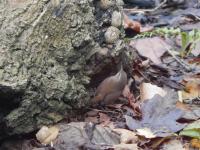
0,0 -> 125,138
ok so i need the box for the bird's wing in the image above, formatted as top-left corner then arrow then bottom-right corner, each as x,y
95,77 -> 117,96
103,90 -> 122,105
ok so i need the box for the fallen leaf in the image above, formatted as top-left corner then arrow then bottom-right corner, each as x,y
192,41 -> 200,56
179,120 -> 200,139
140,26 -> 154,33
125,92 -> 186,138
52,122 -> 120,149
36,126 -> 59,145
124,13 -> 141,33
123,105 -> 139,117
107,104 -> 123,109
180,104 -> 200,121
85,116 -> 99,123
136,128 -> 156,138
130,37 -> 171,64
36,126 -> 49,144
161,139 -> 185,150
140,83 -> 167,101
188,57 -> 200,65
150,136 -> 174,149
176,101 -> 191,111
191,138 -> 200,149
157,76 -> 184,90
85,110 -> 99,117
123,85 -> 141,117
113,143 -> 138,150
99,113 -> 111,126
181,81 -> 200,100
113,128 -> 138,144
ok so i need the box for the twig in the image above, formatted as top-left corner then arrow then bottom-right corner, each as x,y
186,13 -> 200,21
124,0 -> 167,14
86,108 -> 115,113
136,69 -> 151,82
163,45 -> 192,71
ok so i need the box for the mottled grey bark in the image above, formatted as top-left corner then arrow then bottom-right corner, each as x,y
0,0 -> 95,137
0,0 -> 125,138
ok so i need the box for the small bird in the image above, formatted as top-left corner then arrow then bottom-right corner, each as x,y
91,63 -> 127,105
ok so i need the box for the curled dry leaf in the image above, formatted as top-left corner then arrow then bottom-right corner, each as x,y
36,126 -> 59,145
124,13 -> 141,33
123,85 -> 141,117
178,81 -> 200,103
112,128 -> 138,144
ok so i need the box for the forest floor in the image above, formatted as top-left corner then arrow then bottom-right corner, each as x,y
1,1 -> 200,150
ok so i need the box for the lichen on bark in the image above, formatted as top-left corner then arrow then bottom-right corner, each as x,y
0,0 -> 97,137
0,0 -> 127,139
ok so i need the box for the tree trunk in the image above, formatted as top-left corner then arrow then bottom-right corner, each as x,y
0,0 -> 125,139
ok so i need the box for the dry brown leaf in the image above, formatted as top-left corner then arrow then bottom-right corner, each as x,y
36,126 -> 59,145
107,104 -> 123,109
123,85 -> 141,117
140,83 -> 167,101
36,126 -> 49,144
161,139 -> 185,150
176,101 -> 191,111
124,13 -> 141,33
113,143 -> 138,150
183,81 -> 200,99
140,26 -> 154,32
130,37 -> 171,64
85,116 -> 99,123
113,128 -> 138,144
178,80 -> 200,103
99,113 -> 111,126
85,110 -> 99,117
191,139 -> 200,149
151,136 -> 174,149
43,126 -> 59,145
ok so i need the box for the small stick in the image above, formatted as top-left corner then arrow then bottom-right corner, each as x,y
86,108 -> 115,113
186,13 -> 200,21
163,45 -> 192,71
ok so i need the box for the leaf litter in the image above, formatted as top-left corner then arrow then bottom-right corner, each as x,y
125,88 -> 186,138
2,1 -> 200,150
